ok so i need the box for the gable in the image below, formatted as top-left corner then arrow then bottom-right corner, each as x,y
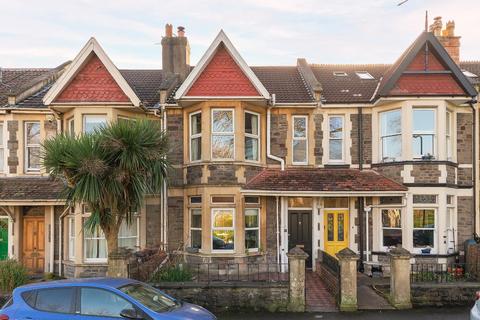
54,54 -> 130,103
186,45 -> 260,97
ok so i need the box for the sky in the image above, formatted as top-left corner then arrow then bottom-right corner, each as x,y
0,0 -> 478,69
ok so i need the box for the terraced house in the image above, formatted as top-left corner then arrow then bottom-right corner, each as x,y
0,17 -> 478,277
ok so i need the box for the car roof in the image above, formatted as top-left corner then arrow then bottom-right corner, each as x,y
15,277 -> 137,292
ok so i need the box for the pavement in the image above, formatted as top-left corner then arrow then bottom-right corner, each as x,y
218,307 -> 471,319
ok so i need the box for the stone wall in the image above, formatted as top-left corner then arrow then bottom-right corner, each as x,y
7,120 -> 18,174
457,168 -> 473,187
146,203 -> 162,248
350,113 -> 372,165
63,262 -> 108,278
457,196 -> 474,246
265,197 -> 279,263
207,164 -> 238,185
314,114 -> 323,165
244,165 -> 263,184
457,113 -> 473,164
186,165 -> 203,185
153,282 -> 289,312
446,165 -> 456,185
167,196 -> 184,251
412,283 -> 478,306
372,164 -> 403,184
411,164 -> 441,184
268,113 -> 287,165
167,112 -> 184,187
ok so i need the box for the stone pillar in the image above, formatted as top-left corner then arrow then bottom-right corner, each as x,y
388,246 -> 412,309
336,248 -> 359,311
107,248 -> 132,278
287,246 -> 308,312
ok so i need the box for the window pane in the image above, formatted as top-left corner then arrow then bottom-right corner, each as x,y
413,230 -> 434,247
191,137 -> 201,161
26,122 -> 40,144
212,110 -> 233,133
413,195 -> 437,204
382,209 -> 401,228
118,219 -> 137,250
81,288 -> 133,317
191,230 -> 202,249
27,147 -> 41,169
293,117 -> 306,138
0,124 -> 3,144
446,112 -> 451,135
84,115 -> 107,133
413,209 -> 435,228
212,230 -> 234,250
191,113 -> 201,135
413,109 -> 435,132
120,284 -> 176,313
84,225 -> 107,259
245,196 -> 259,204
329,139 -> 343,160
211,196 -> 235,203
412,134 -> 434,156
212,135 -> 234,159
0,149 -> 4,171
337,213 -> 345,241
36,288 -> 74,313
190,196 -> 202,204
327,214 -> 334,241
245,209 -> 259,228
213,210 -> 233,228
245,112 -> 258,135
293,140 -> 307,163
245,137 -> 259,161
329,117 -> 343,139
383,229 -> 402,247
245,230 -> 259,249
380,110 -> 401,136
191,208 -> 202,228
382,135 -> 402,159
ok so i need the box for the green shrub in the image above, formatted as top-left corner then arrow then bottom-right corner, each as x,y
0,259 -> 28,293
150,265 -> 192,282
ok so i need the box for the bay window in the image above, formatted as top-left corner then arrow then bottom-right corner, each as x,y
84,222 -> 107,262
413,209 -> 435,249
245,111 -> 259,161
328,115 -> 344,162
380,110 -> 402,161
412,109 -> 435,158
292,116 -> 308,164
118,217 -> 139,250
0,123 -> 4,172
245,208 -> 259,251
68,216 -> 75,260
83,115 -> 107,133
211,109 -> 234,160
190,112 -> 202,162
190,208 -> 202,249
381,209 -> 402,247
25,122 -> 41,172
212,208 -> 234,251
68,118 -> 75,136
446,111 -> 452,160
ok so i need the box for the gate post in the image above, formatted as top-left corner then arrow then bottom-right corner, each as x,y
336,248 -> 359,311
107,248 -> 132,278
388,246 -> 412,309
287,246 -> 308,312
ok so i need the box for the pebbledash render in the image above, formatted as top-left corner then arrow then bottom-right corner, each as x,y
0,17 -> 479,277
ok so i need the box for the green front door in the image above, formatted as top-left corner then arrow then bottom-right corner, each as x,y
0,219 -> 8,260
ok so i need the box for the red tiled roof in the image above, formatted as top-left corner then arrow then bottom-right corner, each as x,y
244,168 -> 407,192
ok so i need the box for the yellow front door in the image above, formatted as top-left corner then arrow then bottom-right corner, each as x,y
324,210 -> 349,257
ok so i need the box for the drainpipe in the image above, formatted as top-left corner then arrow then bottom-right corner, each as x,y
58,206 -> 70,277
468,100 -> 477,237
162,105 -> 168,251
276,196 -> 280,267
356,107 -> 365,271
267,94 -> 285,170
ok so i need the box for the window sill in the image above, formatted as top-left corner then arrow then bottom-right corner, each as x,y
372,160 -> 458,167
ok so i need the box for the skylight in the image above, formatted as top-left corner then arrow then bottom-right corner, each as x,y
355,71 -> 375,80
462,70 -> 478,78
333,71 -> 348,77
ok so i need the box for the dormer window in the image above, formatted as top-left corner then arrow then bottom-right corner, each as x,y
355,71 -> 374,80
333,71 -> 348,77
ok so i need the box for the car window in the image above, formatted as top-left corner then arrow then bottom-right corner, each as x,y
120,283 -> 177,313
35,288 -> 75,313
80,287 -> 134,317
21,290 -> 36,308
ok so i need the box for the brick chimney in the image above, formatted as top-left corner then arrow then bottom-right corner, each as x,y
161,24 -> 190,80
429,17 -> 461,64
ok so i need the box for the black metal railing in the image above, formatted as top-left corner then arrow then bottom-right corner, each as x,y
320,250 -> 340,275
185,263 -> 289,283
411,262 -> 478,283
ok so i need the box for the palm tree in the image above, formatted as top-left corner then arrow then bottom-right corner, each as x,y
43,119 -> 168,261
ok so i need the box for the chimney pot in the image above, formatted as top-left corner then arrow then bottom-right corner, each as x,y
431,16 -> 460,64
177,26 -> 185,37
165,23 -> 173,37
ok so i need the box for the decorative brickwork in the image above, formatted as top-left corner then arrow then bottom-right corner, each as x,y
55,55 -> 130,103
268,113 -> 287,164
207,164 -> 238,185
167,196 -> 184,251
457,113 -> 473,164
186,45 -> 259,97
7,121 -> 18,174
411,164 -> 441,184
313,114 -> 323,165
457,196 -> 473,246
350,113 -> 372,165
391,74 -> 465,96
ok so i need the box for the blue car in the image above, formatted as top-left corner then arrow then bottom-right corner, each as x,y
0,278 -> 216,320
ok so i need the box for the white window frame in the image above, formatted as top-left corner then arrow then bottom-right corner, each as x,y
211,208 -> 235,253
446,110 -> 452,161
82,114 -> 107,134
83,220 -> 107,263
118,214 -> 140,251
0,122 -> 5,173
190,208 -> 202,249
412,108 -> 437,159
292,115 -> 308,165
380,208 -> 402,251
211,109 -> 235,161
24,121 -> 41,172
379,109 -> 402,162
68,216 -> 75,260
328,115 -> 345,163
412,208 -> 437,253
67,117 -> 75,136
245,208 -> 260,252
244,111 -> 260,162
189,111 -> 202,162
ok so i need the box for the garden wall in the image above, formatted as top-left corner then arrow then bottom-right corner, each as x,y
412,283 -> 478,306
152,282 -> 289,312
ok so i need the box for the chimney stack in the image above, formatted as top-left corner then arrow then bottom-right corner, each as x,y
161,23 -> 190,80
429,16 -> 461,64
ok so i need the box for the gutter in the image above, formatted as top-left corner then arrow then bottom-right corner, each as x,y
267,94 -> 285,170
